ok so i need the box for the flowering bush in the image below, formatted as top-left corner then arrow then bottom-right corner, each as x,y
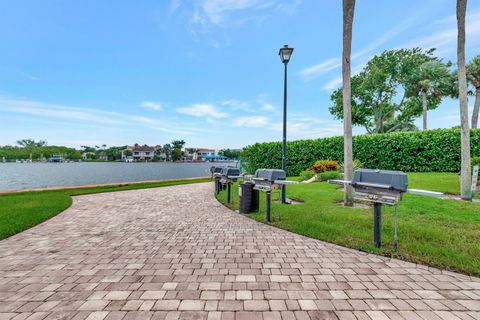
311,163 -> 326,173
324,160 -> 339,171
307,160 -> 338,173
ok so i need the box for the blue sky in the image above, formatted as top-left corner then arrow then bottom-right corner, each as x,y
0,0 -> 479,149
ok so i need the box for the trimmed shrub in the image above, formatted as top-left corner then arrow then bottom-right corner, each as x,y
473,156 -> 480,167
299,170 -> 315,182
318,171 -> 341,182
241,129 -> 480,175
339,159 -> 364,173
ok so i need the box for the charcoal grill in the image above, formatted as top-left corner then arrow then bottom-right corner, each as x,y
330,168 -> 442,249
219,167 -> 241,204
211,166 -> 225,194
351,169 -> 408,205
252,169 -> 298,222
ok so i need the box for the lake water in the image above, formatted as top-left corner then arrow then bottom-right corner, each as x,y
0,162 -> 237,191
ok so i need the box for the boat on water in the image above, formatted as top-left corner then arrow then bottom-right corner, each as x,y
49,155 -> 64,163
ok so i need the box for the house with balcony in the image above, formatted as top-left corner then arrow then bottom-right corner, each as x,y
183,148 -> 217,162
122,145 -> 159,162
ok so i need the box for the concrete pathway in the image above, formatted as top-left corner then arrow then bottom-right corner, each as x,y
0,183 -> 479,320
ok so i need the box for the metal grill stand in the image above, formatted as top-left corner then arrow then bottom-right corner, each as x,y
227,182 -> 232,204
330,168 -> 443,250
252,169 -> 298,222
218,167 -> 241,204
330,169 -> 407,248
266,191 -> 272,222
373,203 -> 382,248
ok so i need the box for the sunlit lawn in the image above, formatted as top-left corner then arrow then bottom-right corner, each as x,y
216,172 -> 480,276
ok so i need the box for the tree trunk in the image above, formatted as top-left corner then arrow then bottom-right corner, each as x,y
422,91 -> 428,130
457,0 -> 472,200
472,87 -> 480,129
342,0 -> 355,206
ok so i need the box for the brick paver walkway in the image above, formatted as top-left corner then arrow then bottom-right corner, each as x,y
1,183 -> 479,320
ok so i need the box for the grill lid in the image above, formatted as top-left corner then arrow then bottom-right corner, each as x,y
221,167 -> 240,177
211,166 -> 223,174
352,169 -> 408,192
254,169 -> 286,182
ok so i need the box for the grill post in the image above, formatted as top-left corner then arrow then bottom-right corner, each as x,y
266,191 -> 271,222
227,182 -> 232,204
217,178 -> 222,194
373,202 -> 382,248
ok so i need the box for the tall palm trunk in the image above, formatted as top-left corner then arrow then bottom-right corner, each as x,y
342,0 -> 355,206
472,87 -> 480,129
457,0 -> 471,200
422,91 -> 428,130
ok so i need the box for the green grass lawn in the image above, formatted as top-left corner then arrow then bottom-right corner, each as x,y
407,172 -> 461,194
216,172 -> 480,276
0,178 -> 210,240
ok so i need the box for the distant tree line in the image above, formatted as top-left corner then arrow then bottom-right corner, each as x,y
218,149 -> 241,159
1,139 -> 241,162
0,139 -> 81,161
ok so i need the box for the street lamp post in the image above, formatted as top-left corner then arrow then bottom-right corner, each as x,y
278,44 -> 294,204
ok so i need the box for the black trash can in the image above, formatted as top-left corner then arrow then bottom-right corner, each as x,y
239,181 -> 259,214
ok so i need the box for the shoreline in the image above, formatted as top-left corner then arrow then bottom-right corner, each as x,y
0,176 -> 211,195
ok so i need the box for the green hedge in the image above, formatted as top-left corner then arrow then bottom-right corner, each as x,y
241,129 -> 480,175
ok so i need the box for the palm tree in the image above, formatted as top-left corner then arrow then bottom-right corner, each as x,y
342,0 -> 355,206
457,0 -> 471,200
417,60 -> 451,130
467,55 -> 480,128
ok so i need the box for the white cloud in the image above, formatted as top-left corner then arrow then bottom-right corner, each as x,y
300,58 -> 341,80
0,96 -> 196,135
399,10 -> 480,56
140,101 -> 163,111
300,13 -> 420,82
256,94 -> 276,112
322,76 -> 343,91
187,0 -> 301,33
169,0 -> 181,14
321,63 -> 365,91
20,71 -> 40,81
301,4 -> 480,86
221,99 -> 252,111
0,97 -> 127,126
233,116 -> 268,127
176,103 -> 227,119
269,120 -> 344,138
199,0 -> 274,25
319,10 -> 480,92
262,103 -> 274,111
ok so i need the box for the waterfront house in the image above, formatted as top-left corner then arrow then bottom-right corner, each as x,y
81,151 -> 96,160
183,148 -> 217,162
122,146 -> 158,162
81,151 -> 107,161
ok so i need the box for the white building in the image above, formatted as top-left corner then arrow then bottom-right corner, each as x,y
122,146 -> 159,162
183,148 -> 217,161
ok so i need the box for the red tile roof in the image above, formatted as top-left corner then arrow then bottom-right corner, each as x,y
129,146 -> 157,152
